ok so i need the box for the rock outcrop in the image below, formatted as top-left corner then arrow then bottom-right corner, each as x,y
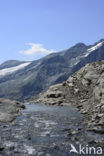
34,60 -> 104,132
0,98 -> 25,122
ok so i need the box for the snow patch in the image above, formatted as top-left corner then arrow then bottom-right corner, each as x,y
0,62 -> 31,76
80,41 -> 104,59
87,41 -> 104,53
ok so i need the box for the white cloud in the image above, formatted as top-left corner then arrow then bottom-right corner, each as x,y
20,43 -> 56,56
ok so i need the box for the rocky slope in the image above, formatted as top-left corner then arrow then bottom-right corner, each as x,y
0,39 -> 104,101
34,60 -> 104,133
0,98 -> 25,122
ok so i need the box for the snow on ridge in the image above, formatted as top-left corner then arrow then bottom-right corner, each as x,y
81,41 -> 104,58
72,41 -> 104,66
0,62 -> 31,76
87,41 -> 104,53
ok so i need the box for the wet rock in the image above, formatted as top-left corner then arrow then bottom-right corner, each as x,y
20,104 -> 26,109
0,146 -> 4,153
11,122 -> 18,126
70,136 -> 79,141
71,130 -> 79,135
88,139 -> 101,144
88,127 -> 104,134
66,129 -> 79,136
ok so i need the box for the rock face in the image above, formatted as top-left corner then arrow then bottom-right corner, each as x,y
0,98 -> 25,122
34,60 -> 104,132
0,39 -> 104,101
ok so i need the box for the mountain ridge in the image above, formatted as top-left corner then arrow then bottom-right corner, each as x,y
0,39 -> 104,101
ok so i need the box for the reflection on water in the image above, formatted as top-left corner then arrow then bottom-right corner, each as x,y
24,103 -> 83,118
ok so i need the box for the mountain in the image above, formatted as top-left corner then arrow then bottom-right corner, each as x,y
0,60 -> 26,70
0,39 -> 104,101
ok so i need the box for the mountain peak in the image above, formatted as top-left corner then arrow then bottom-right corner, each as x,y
93,39 -> 104,47
98,38 -> 104,43
75,42 -> 87,47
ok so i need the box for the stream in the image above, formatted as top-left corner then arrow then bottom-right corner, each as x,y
0,103 -> 104,156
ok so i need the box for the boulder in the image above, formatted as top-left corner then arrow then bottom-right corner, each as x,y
0,98 -> 25,122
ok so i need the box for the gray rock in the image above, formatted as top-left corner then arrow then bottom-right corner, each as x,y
0,98 -> 25,122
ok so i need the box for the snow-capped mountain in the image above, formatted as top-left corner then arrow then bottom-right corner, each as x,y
0,39 -> 104,101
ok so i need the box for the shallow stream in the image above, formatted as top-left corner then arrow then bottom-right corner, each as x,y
0,103 -> 104,156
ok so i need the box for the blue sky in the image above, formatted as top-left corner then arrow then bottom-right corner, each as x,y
0,0 -> 104,63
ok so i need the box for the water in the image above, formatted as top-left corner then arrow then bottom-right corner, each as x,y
24,103 -> 83,117
0,103 -> 103,156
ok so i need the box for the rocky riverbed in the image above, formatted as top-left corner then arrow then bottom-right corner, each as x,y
0,103 -> 104,155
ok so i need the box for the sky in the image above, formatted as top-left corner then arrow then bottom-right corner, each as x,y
0,0 -> 104,64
